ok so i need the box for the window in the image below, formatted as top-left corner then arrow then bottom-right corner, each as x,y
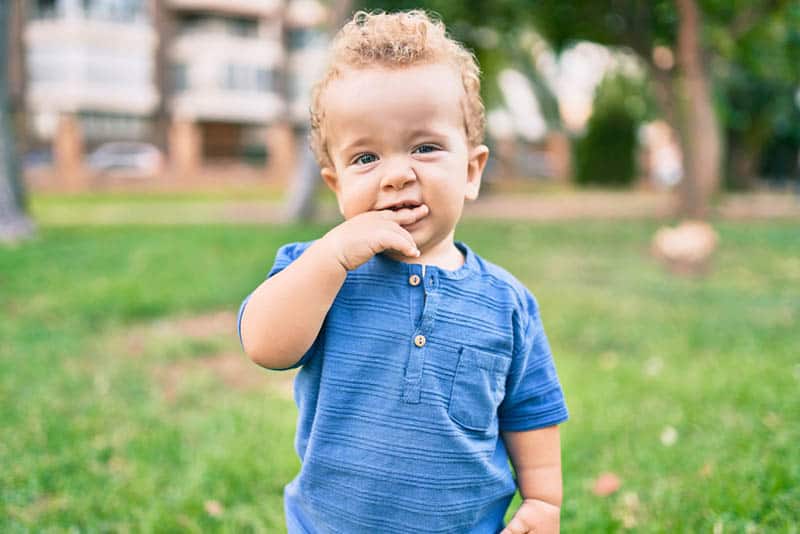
287,28 -> 317,50
228,17 -> 258,37
171,63 -> 188,92
177,14 -> 258,38
79,111 -> 149,142
32,0 -> 58,19
256,69 -> 273,93
224,64 -> 273,93
83,0 -> 147,23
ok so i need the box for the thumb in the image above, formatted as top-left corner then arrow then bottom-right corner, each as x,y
500,515 -> 529,534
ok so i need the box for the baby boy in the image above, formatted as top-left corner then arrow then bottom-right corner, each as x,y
239,10 -> 568,533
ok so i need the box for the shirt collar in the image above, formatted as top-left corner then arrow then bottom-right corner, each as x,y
372,241 -> 477,280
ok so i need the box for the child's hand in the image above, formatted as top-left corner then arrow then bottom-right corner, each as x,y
322,204 -> 429,271
500,498 -> 561,534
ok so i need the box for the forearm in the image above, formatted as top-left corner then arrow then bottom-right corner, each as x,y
515,462 -> 562,507
503,426 -> 563,507
240,239 -> 346,369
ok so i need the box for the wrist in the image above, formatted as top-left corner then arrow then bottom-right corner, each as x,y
521,497 -> 561,510
310,234 -> 351,275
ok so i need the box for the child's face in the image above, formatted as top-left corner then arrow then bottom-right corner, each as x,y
320,63 -> 489,258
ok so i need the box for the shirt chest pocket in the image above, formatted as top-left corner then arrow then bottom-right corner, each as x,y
448,347 -> 512,433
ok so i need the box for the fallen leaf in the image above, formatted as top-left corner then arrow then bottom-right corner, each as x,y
643,357 -> 663,377
660,426 -> 678,447
619,492 -> 640,529
592,472 -> 622,496
204,499 -> 224,517
762,412 -> 781,430
699,462 -> 714,478
599,351 -> 619,370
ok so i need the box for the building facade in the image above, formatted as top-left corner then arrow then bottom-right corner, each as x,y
16,0 -> 328,186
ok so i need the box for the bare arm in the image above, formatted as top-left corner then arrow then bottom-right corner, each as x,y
501,425 -> 563,534
240,204 -> 428,369
240,238 -> 347,369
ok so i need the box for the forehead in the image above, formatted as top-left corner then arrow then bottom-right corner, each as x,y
323,63 -> 466,148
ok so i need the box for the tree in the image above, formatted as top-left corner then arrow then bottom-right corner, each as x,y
284,0 -> 354,222
674,0 -> 721,219
530,0 -> 795,218
0,0 -> 34,243
518,0 -> 722,218
360,0 -> 796,218
715,4 -> 800,188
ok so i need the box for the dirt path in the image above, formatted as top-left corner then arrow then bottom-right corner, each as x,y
35,191 -> 800,225
104,310 -> 295,403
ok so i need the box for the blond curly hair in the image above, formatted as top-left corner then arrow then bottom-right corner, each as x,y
309,10 -> 485,168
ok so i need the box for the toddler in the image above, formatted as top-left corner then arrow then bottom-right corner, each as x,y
239,10 -> 568,533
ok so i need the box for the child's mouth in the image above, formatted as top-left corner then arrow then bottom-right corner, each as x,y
387,201 -> 423,211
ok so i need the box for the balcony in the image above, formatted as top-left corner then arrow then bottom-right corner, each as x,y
166,0 -> 281,18
170,90 -> 284,124
25,16 -> 158,115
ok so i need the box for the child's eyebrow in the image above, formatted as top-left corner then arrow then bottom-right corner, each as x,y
405,127 -> 449,140
338,136 -> 373,154
407,126 -> 437,135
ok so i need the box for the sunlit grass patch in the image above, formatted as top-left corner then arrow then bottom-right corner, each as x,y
1,220 -> 798,531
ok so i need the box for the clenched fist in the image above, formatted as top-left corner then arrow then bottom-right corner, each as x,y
500,498 -> 561,534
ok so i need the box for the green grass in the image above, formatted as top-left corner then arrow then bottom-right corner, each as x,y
29,186 -> 287,205
1,220 -> 798,532
28,188 -> 339,226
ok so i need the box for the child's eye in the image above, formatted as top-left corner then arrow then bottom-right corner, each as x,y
413,144 -> 440,154
352,153 -> 378,165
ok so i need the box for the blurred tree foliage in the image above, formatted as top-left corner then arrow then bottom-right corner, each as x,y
532,0 -> 800,200
355,0 -> 560,123
712,3 -> 800,188
355,0 -> 799,210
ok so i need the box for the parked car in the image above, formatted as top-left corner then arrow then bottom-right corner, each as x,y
87,142 -> 163,176
22,148 -> 54,170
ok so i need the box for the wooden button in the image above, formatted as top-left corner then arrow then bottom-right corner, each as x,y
409,274 -> 421,286
414,334 -> 426,347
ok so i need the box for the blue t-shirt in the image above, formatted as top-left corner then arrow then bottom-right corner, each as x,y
238,241 -> 568,533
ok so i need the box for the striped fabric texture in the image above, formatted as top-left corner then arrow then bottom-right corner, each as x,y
238,241 -> 568,533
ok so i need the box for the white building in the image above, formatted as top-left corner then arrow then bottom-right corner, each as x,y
25,0 -> 159,144
165,0 -> 284,167
19,0 -> 329,184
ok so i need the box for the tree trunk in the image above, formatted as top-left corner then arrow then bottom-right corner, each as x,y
284,128 -> 321,220
1,0 -> 34,243
674,0 -> 722,219
284,0 -> 352,222
728,136 -> 762,190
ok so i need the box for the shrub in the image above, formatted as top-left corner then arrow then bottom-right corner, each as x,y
574,73 -> 649,187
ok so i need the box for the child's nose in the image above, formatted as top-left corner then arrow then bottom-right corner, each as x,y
380,158 -> 417,190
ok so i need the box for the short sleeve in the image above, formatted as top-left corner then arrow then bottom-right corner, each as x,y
237,241 -> 318,370
498,292 -> 568,432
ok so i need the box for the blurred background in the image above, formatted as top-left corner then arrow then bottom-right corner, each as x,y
3,0 -> 799,204
1,0 -> 798,531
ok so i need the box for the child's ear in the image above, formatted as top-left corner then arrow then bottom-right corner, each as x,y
465,144 -> 489,201
320,167 -> 345,215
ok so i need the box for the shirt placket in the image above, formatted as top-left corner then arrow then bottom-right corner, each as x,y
403,265 -> 440,404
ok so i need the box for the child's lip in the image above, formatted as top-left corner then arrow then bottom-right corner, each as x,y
379,199 -> 425,211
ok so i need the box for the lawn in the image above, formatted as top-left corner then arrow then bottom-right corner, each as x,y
1,219 -> 798,532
